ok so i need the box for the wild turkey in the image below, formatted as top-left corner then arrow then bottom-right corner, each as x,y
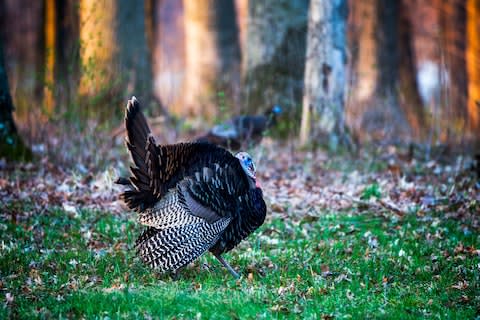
118,97 -> 267,278
196,105 -> 282,150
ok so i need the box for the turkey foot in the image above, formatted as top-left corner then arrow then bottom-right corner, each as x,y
213,253 -> 240,279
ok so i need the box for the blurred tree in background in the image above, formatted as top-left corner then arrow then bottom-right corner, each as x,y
0,40 -> 32,161
299,0 -> 349,148
52,0 -> 80,111
0,0 -> 45,117
183,0 -> 240,120
242,0 -> 309,114
347,0 -> 426,142
78,0 -> 152,118
439,0 -> 468,139
151,0 -> 185,116
466,0 -> 480,132
0,0 -> 478,162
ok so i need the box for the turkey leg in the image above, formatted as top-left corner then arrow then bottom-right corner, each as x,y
213,253 -> 240,279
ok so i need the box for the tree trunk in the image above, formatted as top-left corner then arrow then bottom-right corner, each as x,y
347,0 -> 424,141
55,0 -> 80,108
397,0 -> 426,139
44,0 -> 56,112
79,0 -> 152,117
466,0 -> 480,134
116,0 -> 152,100
0,0 -> 45,117
243,0 -> 309,116
235,0 -> 248,60
0,41 -> 32,161
439,0 -> 468,141
376,0 -> 399,98
183,0 -> 241,120
299,0 -> 348,148
78,0 -> 118,103
406,0 -> 443,144
152,0 -> 185,114
346,0 -> 378,136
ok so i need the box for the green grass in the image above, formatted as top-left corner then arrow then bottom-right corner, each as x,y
1,205 -> 479,319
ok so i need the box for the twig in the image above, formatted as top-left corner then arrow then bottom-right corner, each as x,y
377,199 -> 405,216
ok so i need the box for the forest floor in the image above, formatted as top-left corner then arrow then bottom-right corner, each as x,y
1,140 -> 479,319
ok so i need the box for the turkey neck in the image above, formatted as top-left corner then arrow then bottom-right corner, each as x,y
247,177 -> 257,190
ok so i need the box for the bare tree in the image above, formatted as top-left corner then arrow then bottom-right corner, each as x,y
54,0 -> 80,108
439,0 -> 468,140
466,0 -> 480,133
0,41 -> 32,161
242,0 -> 309,115
117,0 -> 152,99
183,0 -> 240,120
0,0 -> 45,114
346,0 -> 378,137
397,0 -> 426,139
79,0 -> 152,115
151,0 -> 185,114
299,0 -> 349,148
347,0 -> 426,141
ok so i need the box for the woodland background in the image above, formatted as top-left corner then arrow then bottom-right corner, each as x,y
0,0 -> 479,162
0,0 -> 479,318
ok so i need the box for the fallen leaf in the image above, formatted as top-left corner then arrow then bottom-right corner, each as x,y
5,292 -> 14,304
451,280 -> 469,290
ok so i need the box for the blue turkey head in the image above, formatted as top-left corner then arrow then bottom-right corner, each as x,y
272,105 -> 282,115
235,152 -> 256,180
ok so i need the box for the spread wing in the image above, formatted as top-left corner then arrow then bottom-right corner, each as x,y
135,164 -> 248,272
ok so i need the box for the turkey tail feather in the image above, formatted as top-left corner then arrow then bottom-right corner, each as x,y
122,96 -> 158,210
125,96 -> 151,171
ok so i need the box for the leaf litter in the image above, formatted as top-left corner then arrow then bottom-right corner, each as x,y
1,136 -> 479,317
1,138 -> 478,227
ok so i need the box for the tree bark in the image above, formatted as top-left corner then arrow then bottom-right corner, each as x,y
346,0 -> 382,138
78,0 -> 118,100
243,0 -> 309,115
300,0 -> 348,148
79,0 -> 152,116
376,0 -> 398,98
0,0 -> 45,116
405,0 -> 443,144
347,0 -> 425,141
183,0 -> 241,120
0,41 -> 32,161
439,0 -> 468,140
116,0 -> 152,100
397,0 -> 426,139
44,0 -> 56,112
466,0 -> 480,134
235,0 -> 249,60
55,0 -> 80,108
152,0 -> 185,114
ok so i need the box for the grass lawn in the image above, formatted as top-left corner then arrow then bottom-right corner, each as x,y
1,202 -> 479,319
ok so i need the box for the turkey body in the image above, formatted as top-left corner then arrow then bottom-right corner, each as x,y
119,97 -> 267,277
197,105 -> 282,150
210,187 -> 267,256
